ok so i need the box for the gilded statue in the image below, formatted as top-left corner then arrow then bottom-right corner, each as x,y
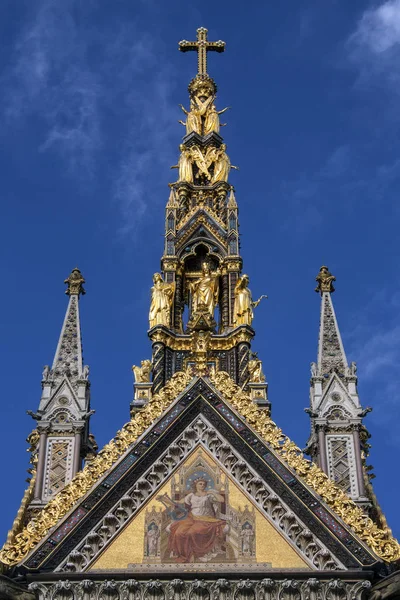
179,94 -> 213,135
206,144 -> 238,183
172,145 -> 194,183
248,358 -> 266,383
190,144 -> 211,178
64,267 -> 85,296
189,263 -> 220,315
233,275 -> 267,326
204,104 -> 230,135
149,273 -> 174,328
315,265 -> 336,294
132,360 -> 152,383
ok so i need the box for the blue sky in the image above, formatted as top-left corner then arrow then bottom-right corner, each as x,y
1,0 -> 400,543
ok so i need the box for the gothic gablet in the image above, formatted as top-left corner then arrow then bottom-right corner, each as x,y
1,27 -> 399,600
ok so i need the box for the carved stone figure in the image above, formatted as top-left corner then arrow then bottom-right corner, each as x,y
204,104 -> 229,134
42,365 -> 50,381
190,263 -> 220,316
315,265 -> 336,294
149,273 -> 174,328
248,358 -> 265,383
132,360 -> 152,383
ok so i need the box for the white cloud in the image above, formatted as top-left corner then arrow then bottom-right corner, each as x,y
348,0 -> 400,90
350,0 -> 400,54
1,1 -> 179,233
346,288 -> 400,443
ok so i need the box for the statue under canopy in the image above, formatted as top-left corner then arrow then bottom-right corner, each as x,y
189,263 -> 220,316
149,273 -> 175,328
233,275 -> 267,326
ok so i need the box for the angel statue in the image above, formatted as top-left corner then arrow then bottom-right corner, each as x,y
204,104 -> 230,135
179,94 -> 214,135
206,144 -> 238,183
190,263 -> 220,316
315,265 -> 336,295
248,357 -> 266,383
233,274 -> 267,327
132,360 -> 152,383
171,144 -> 194,183
149,273 -> 175,328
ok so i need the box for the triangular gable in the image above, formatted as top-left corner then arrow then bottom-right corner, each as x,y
40,377 -> 82,418
2,372 -> 399,571
316,373 -> 359,416
7,375 -> 395,574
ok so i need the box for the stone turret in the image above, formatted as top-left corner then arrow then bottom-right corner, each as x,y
305,266 -> 371,508
27,268 -> 96,510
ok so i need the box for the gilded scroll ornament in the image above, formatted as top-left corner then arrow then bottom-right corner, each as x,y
0,370 -> 192,566
209,371 -> 400,563
233,274 -> 267,326
149,273 -> 174,328
315,265 -> 336,294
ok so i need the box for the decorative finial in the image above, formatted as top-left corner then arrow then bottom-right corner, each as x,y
315,265 -> 336,295
64,267 -> 86,296
179,27 -> 225,77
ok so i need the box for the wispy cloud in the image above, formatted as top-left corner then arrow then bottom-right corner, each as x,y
347,0 -> 400,89
2,1 -> 101,172
1,1 -> 179,233
346,287 -> 400,444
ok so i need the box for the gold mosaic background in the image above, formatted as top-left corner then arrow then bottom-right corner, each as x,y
91,451 -> 308,570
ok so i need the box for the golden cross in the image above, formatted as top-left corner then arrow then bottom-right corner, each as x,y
179,27 -> 225,76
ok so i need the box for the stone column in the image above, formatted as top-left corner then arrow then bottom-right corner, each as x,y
73,428 -> 83,476
152,342 -> 166,394
237,342 -> 250,387
352,428 -> 366,497
220,271 -> 229,331
34,427 -> 49,500
318,427 -> 328,473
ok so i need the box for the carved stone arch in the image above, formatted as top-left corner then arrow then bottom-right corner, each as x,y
48,407 -> 76,425
323,405 -> 352,421
179,240 -> 225,265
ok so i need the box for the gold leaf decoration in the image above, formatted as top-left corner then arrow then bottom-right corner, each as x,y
209,371 -> 400,563
0,370 -> 192,567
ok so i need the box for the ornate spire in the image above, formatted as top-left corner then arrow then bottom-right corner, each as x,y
141,28 -> 267,401
51,269 -> 85,381
23,268 -> 94,509
315,267 -> 347,378
306,267 -> 373,509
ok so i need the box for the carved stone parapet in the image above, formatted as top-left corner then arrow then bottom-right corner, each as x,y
27,577 -> 374,600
